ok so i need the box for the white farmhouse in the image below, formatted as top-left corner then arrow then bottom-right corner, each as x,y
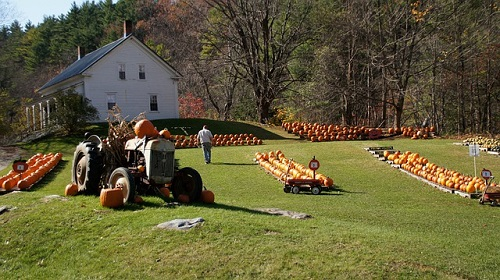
28,23 -> 181,130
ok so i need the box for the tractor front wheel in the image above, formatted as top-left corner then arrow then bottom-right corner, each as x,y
107,167 -> 136,203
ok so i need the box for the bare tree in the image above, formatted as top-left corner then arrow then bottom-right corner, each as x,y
203,0 -> 313,123
371,0 -> 434,128
0,0 -> 16,27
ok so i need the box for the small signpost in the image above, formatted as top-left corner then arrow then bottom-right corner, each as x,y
12,160 -> 28,174
309,156 -> 320,179
12,160 -> 29,183
481,169 -> 492,181
469,143 -> 480,177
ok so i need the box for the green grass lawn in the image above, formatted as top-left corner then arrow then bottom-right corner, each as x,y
1,120 -> 499,279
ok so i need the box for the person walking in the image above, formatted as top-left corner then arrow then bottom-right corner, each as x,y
197,125 -> 214,164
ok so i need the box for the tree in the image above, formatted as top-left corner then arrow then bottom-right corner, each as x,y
50,89 -> 99,135
0,0 -> 16,27
178,92 -> 206,118
204,0 -> 314,123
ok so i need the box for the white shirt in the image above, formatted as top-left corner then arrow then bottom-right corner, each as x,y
197,128 -> 213,143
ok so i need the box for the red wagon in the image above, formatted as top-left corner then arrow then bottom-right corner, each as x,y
283,178 -> 329,195
479,169 -> 499,206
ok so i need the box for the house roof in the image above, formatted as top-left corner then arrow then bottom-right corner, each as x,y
37,34 -> 181,93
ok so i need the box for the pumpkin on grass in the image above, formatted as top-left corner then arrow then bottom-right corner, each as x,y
159,187 -> 170,198
201,189 -> 215,204
100,188 -> 124,208
134,195 -> 144,204
65,183 -> 79,196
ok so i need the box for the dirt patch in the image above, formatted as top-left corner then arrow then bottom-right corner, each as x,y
0,146 -> 26,171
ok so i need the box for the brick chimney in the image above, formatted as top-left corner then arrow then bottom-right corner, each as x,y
124,20 -> 133,38
78,46 -> 85,60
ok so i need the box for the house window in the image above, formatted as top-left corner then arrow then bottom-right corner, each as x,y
139,64 -> 146,80
150,95 -> 158,111
119,64 -> 126,80
107,94 -> 116,110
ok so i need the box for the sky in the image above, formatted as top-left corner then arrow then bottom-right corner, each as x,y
7,0 -> 116,26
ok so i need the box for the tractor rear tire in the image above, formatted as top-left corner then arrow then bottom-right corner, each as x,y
107,167 -> 136,203
72,142 -> 103,195
171,167 -> 203,202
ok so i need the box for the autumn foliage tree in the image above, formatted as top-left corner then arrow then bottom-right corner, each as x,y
178,93 -> 206,118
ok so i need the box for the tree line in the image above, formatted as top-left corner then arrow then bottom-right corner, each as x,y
0,0 -> 498,140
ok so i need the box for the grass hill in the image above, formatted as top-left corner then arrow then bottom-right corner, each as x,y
1,119 -> 499,279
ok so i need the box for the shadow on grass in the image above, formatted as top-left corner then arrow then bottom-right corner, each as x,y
115,199 -> 278,217
190,202 -> 277,216
331,185 -> 364,194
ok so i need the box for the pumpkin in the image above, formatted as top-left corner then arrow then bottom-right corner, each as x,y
324,177 -> 334,187
201,189 -> 215,204
134,119 -> 158,138
177,194 -> 190,203
134,195 -> 144,204
100,188 -> 124,208
17,179 -> 31,190
65,183 -> 79,196
159,187 -> 170,198
159,129 -> 171,139
3,178 -> 19,191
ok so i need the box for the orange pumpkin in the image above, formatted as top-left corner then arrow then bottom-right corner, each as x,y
64,183 -> 79,196
134,119 -> 158,138
324,177 -> 334,187
134,195 -> 144,204
201,189 -> 215,204
159,187 -> 170,198
3,178 -> 19,191
159,129 -> 171,139
177,194 -> 190,203
17,179 -> 31,190
100,188 -> 124,208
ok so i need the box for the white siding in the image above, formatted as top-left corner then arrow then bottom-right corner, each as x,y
82,38 -> 179,122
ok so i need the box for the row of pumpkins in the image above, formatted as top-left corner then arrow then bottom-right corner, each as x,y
384,150 -> 494,193
64,182 -> 215,208
282,121 -> 435,142
462,136 -> 500,150
0,153 -> 62,191
255,150 -> 334,187
134,119 -> 264,148
397,126 -> 435,140
173,134 -> 264,148
282,121 -> 383,141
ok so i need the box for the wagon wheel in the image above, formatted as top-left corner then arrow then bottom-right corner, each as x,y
171,167 -> 203,202
311,186 -> 322,195
72,142 -> 102,195
107,167 -> 136,203
291,186 -> 300,194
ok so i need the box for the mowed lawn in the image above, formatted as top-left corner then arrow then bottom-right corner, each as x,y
1,121 -> 499,279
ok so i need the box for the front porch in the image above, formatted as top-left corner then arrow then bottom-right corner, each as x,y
25,98 -> 57,132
